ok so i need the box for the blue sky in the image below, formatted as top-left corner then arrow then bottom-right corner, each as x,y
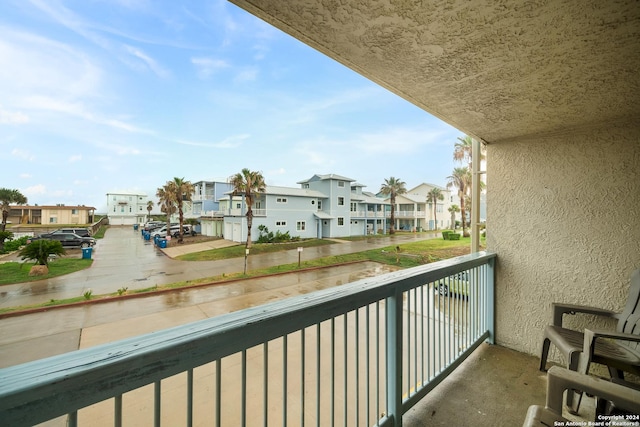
1,0 -> 464,213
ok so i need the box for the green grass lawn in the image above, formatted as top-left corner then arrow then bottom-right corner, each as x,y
177,238 -> 336,261
0,258 -> 94,286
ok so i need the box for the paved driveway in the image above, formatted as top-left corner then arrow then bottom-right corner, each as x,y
0,227 -> 438,309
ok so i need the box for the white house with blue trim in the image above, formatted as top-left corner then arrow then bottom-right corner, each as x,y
209,174 -> 393,243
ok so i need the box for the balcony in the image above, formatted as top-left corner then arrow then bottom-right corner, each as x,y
0,253 -> 602,426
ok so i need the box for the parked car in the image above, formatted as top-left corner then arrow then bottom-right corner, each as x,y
150,224 -> 194,238
28,233 -> 96,248
143,221 -> 164,231
48,228 -> 91,237
436,271 -> 470,298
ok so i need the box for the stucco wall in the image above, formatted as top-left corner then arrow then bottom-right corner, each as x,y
487,126 -> 640,357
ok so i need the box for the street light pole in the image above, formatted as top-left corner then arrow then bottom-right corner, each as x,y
244,248 -> 249,275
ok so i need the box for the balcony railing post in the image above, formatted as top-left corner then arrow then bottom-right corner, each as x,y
386,288 -> 403,427
486,258 -> 496,344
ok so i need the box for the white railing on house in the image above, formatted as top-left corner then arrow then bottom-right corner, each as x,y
0,252 -> 495,427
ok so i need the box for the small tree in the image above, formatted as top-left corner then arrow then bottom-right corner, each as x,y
379,177 -> 407,234
426,187 -> 445,230
146,200 -> 154,222
19,240 -> 66,276
448,204 -> 460,230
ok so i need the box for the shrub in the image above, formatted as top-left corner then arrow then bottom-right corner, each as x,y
19,240 -> 66,266
448,233 -> 461,240
442,231 -> 452,240
4,235 -> 29,252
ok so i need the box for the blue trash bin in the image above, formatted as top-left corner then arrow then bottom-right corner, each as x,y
143,231 -> 150,241
159,238 -> 167,249
133,224 -> 139,231
82,247 -> 93,259
154,234 -> 159,245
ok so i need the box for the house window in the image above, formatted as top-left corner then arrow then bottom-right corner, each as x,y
139,206 -> 143,211
129,207 -> 132,212
338,181 -> 345,187
236,203 -> 241,209
276,197 -> 288,203
338,217 -> 344,226
276,220 -> 287,227
120,206 -> 125,213
318,200 -> 322,210
49,217 -> 57,223
338,197 -> 344,206
350,203 -> 357,212
297,221 -> 306,231
113,207 -> 116,212
71,209 -> 78,214
303,184 -> 309,189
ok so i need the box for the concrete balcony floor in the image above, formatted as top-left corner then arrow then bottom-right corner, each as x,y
405,342 -> 599,427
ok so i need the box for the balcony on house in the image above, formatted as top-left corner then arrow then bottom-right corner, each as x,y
0,251 -> 618,426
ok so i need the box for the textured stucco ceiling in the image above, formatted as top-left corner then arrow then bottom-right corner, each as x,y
228,0 -> 640,144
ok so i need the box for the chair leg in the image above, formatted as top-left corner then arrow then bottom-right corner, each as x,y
539,338 -> 551,372
566,351 -> 583,414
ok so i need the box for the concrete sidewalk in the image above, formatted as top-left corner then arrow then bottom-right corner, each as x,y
160,238 -> 239,258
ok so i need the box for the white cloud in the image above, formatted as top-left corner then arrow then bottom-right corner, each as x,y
177,134 -> 249,148
12,148 -> 35,161
123,44 -> 169,78
234,67 -> 258,83
69,154 -> 82,163
0,106 -> 29,124
20,173 -> 32,179
191,57 -> 229,79
22,184 -> 47,196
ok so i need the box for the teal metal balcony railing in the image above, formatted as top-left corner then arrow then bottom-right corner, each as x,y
0,252 -> 495,427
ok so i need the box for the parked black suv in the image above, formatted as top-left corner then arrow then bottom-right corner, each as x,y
28,232 -> 96,248
49,228 -> 91,237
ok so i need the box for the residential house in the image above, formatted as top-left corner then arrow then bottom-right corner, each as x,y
5,205 -> 95,225
349,182 -> 388,235
216,174 -> 392,242
190,180 -> 234,217
403,183 -> 457,231
106,192 -> 150,226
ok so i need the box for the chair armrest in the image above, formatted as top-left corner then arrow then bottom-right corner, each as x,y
546,366 -> 640,414
551,303 -> 617,327
578,329 -> 640,374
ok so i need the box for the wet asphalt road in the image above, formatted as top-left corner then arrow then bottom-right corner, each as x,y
0,227 -> 438,309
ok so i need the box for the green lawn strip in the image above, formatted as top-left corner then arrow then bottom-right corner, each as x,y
0,259 -> 93,286
176,238 -> 336,261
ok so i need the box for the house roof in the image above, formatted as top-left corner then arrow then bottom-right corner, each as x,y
313,211 -> 334,219
10,205 -> 96,210
265,185 -> 327,198
297,173 -> 356,184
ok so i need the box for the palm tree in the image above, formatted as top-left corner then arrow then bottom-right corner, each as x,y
166,177 -> 194,243
453,135 -> 486,169
447,167 -> 472,237
229,168 -> 266,249
426,187 -> 444,230
448,204 -> 460,230
156,184 -> 176,237
146,200 -> 154,222
379,177 -> 407,234
0,188 -> 27,252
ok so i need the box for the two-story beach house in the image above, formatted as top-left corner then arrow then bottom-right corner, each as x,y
387,183 -> 456,232
212,174 -> 393,242
106,192 -> 151,226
